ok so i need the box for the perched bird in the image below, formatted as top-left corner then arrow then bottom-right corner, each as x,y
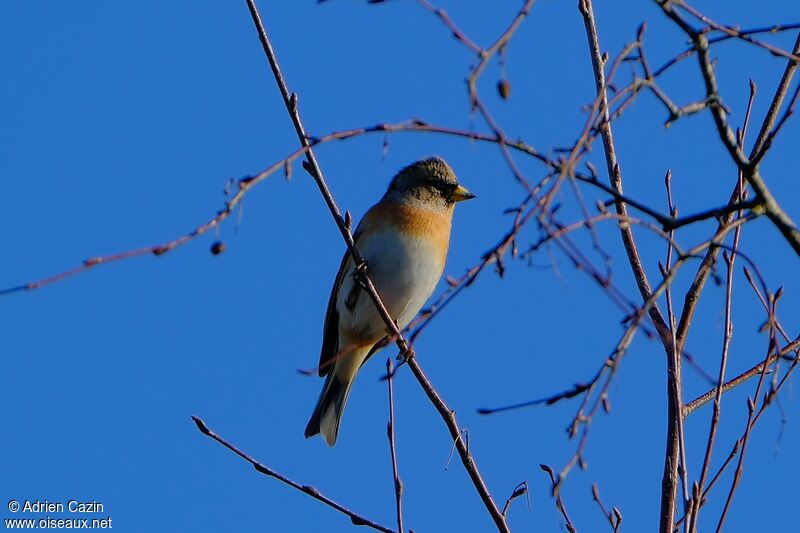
305,156 -> 475,446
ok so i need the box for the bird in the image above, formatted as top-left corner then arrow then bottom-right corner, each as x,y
305,156 -> 475,446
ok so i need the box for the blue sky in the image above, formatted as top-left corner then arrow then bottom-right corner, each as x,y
2,1 -> 799,532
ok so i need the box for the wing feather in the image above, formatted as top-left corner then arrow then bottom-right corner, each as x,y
318,217 -> 376,376
318,250 -> 350,377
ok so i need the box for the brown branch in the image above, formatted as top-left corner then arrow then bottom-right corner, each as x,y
191,416 -> 395,533
550,222 -> 743,487
677,286 -> 800,527
578,3 -> 681,531
404,356 -> 509,531
463,0 -> 538,194
579,0 -> 671,339
541,464 -> 578,533
662,173 -> 691,518
743,267 -> 799,350
385,359 -> 404,533
750,33 -> 800,160
0,122 -> 426,295
683,337 -> 800,416
9,109 -> 692,299
678,2 -> 800,64
500,481 -> 529,518
643,34 -> 800,526
477,217 -> 763,427
652,23 -> 800,78
477,381 -> 592,414
591,483 -> 622,532
715,322 -> 779,530
750,79 -> 800,168
674,29 -> 800,396
408,206 -> 701,376
673,439 -> 742,531
1,115 -> 566,298
243,1 -> 509,531
706,22 -> 800,49
514,218 -> 747,498
655,0 -> 800,257
414,0 -> 482,53
685,83 -> 755,533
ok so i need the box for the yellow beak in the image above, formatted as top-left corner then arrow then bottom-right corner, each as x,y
452,184 -> 476,202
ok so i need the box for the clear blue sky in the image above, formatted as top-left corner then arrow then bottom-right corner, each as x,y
2,1 -> 799,531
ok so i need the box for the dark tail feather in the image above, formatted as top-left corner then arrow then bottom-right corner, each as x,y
304,373 -> 352,446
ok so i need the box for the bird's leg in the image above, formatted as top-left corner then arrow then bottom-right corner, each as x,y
398,345 -> 415,363
351,259 -> 369,288
352,259 -> 368,278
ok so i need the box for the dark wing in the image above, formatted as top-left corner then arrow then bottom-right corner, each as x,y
318,250 -> 351,377
318,206 -> 385,376
319,216 -> 374,376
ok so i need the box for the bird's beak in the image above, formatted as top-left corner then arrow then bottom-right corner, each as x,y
452,184 -> 476,202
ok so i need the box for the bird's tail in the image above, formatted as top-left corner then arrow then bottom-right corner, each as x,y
304,350 -> 364,446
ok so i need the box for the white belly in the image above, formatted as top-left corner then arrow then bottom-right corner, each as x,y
336,228 -> 444,342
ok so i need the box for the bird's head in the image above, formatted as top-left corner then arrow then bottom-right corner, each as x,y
386,156 -> 475,209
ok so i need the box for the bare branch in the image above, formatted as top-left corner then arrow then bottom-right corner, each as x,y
500,481 -> 529,518
683,337 -> 800,416
386,359 -> 404,533
191,416 -> 395,533
541,464 -> 578,533
579,3 -> 681,531
592,483 -> 622,532
685,82 -> 755,533
655,0 -> 800,257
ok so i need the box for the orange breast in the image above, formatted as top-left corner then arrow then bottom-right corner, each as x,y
360,202 -> 452,265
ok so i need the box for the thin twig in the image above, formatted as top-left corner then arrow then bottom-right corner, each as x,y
591,483 -> 622,532
662,172 -> 691,522
191,416 -> 394,533
750,33 -> 800,161
678,2 -> 800,64
683,337 -> 800,416
5,82 -> 758,299
685,81 -> 755,533
674,29 -> 800,419
414,0 -> 482,53
715,330 -> 779,530
541,464 -> 578,533
579,3 -> 679,531
500,481 -> 529,518
655,0 -> 800,257
386,359 -> 404,533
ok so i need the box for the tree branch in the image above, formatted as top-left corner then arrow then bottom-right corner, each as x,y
578,2 -> 681,531
386,359 -> 404,533
655,0 -> 800,257
683,337 -> 800,416
191,416 -> 395,533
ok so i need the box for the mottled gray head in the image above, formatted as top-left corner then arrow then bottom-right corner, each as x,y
386,156 -> 475,207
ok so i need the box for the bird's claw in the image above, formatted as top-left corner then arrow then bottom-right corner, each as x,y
398,346 -> 416,362
351,260 -> 369,282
